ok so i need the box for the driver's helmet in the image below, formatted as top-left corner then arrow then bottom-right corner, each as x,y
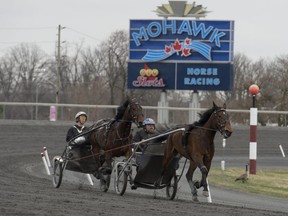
143,118 -> 155,126
75,111 -> 87,122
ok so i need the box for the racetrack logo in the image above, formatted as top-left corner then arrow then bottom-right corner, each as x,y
132,20 -> 226,62
132,64 -> 165,88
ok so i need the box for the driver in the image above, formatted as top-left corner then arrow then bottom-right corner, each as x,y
66,111 -> 89,147
133,118 -> 159,152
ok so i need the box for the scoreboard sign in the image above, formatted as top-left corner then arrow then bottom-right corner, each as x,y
128,19 -> 234,91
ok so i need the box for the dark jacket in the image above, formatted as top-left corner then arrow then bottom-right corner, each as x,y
133,129 -> 157,143
66,125 -> 89,142
133,127 -> 170,152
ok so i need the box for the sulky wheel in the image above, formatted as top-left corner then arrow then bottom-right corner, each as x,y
166,174 -> 178,200
52,157 -> 63,188
114,164 -> 127,196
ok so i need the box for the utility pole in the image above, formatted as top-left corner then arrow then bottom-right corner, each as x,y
56,24 -> 63,120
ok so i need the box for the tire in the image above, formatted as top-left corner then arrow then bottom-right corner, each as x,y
52,157 -> 63,188
114,165 -> 127,196
166,174 -> 178,200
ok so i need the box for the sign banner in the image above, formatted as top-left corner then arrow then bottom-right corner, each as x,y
130,19 -> 234,63
128,19 -> 234,91
128,62 -> 233,91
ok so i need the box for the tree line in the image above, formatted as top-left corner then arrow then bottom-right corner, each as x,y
0,30 -> 288,125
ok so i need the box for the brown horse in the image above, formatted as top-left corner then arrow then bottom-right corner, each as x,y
158,102 -> 232,201
88,98 -> 144,190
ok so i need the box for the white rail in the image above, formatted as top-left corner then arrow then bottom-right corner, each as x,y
1,101 -> 288,114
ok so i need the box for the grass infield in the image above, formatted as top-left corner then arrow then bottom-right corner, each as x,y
208,168 -> 288,198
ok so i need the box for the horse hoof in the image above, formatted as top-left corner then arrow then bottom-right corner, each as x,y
192,196 -> 199,202
100,184 -> 107,191
202,190 -> 209,197
131,184 -> 137,190
193,180 -> 200,189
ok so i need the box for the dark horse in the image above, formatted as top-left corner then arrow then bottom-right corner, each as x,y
157,102 -> 232,201
88,98 -> 144,190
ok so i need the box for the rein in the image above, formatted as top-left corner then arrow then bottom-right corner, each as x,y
71,127 -> 185,161
115,124 -> 132,141
186,108 -> 228,133
113,118 -> 135,141
187,125 -> 218,132
69,142 -> 134,161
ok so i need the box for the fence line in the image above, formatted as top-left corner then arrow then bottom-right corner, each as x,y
0,102 -> 287,125
1,101 -> 288,114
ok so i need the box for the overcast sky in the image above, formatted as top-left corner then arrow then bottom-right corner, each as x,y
0,0 -> 287,60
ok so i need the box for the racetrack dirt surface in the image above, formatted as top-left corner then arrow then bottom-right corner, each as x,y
0,120 -> 287,216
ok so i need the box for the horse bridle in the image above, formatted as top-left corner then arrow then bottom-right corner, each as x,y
185,108 -> 230,134
114,102 -> 143,140
129,102 -> 144,123
213,108 -> 230,135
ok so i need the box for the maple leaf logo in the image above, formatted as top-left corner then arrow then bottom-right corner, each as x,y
159,37 -> 195,59
182,48 -> 191,57
165,45 -> 172,54
173,39 -> 182,54
184,38 -> 191,45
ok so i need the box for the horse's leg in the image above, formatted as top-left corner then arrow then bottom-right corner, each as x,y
99,152 -> 112,175
186,161 -> 198,201
192,154 -> 209,197
196,159 -> 209,197
200,156 -> 212,197
162,139 -> 176,171
90,142 -> 107,180
91,148 -> 102,179
155,137 -> 175,186
199,165 -> 209,197
162,135 -> 178,174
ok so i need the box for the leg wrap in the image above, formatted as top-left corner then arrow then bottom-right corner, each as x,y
200,166 -> 208,176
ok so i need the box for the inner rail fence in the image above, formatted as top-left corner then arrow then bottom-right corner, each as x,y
0,102 -> 288,126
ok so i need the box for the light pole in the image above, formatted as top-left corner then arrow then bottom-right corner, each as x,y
56,24 -> 65,120
35,83 -> 39,120
248,84 -> 260,174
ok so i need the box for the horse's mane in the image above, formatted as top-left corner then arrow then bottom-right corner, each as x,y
114,99 -> 130,121
194,105 -> 218,127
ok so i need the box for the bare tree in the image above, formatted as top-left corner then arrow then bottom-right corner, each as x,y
80,46 -> 107,105
1,43 -> 46,119
0,56 -> 19,101
268,55 -> 288,125
100,30 -> 129,106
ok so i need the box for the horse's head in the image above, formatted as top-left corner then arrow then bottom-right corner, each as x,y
128,99 -> 144,127
212,102 -> 233,138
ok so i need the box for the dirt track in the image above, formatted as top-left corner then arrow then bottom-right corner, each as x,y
0,120 -> 286,216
